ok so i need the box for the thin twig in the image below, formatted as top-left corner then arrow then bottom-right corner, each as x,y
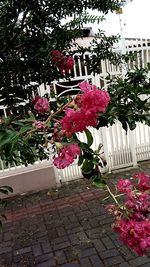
45,99 -> 73,124
25,99 -> 73,137
106,185 -> 122,209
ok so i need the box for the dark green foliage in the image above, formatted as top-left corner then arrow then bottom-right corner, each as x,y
75,30 -> 136,75
82,168 -> 99,179
75,131 -> 107,183
77,32 -> 121,73
0,0 -> 126,108
0,113 -> 49,166
97,67 -> 150,132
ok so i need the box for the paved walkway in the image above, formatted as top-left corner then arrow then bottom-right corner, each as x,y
1,163 -> 150,266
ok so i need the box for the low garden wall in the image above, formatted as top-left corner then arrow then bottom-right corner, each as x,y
0,162 -> 57,197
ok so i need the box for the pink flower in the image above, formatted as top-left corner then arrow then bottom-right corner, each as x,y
80,89 -> 110,113
131,212 -> 146,221
125,192 -> 150,214
58,56 -> 74,74
51,50 -> 74,74
140,238 -> 150,251
114,218 -> 150,255
66,56 -> 75,71
133,172 -> 150,191
61,108 -> 97,136
79,81 -> 90,91
138,193 -> 150,212
125,195 -> 136,209
61,82 -> 110,136
116,179 -> 133,193
107,172 -> 150,256
32,96 -> 41,105
33,120 -> 46,130
53,144 -> 80,169
79,82 -> 110,113
34,97 -> 49,113
51,50 -> 64,64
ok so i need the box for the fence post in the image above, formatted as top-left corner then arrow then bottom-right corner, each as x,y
53,166 -> 61,185
101,127 -> 111,173
129,129 -> 137,167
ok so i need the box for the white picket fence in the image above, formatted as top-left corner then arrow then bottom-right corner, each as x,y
1,37 -> 150,183
55,120 -> 150,183
125,38 -> 150,69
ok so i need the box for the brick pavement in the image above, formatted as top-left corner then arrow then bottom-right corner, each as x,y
0,163 -> 150,266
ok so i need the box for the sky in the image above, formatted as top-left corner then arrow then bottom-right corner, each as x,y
86,0 -> 150,38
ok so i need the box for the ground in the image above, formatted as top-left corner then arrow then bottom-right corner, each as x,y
0,162 -> 150,267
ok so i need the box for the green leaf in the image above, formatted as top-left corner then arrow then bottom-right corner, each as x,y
81,159 -> 94,174
20,112 -> 35,123
19,124 -> 33,134
72,133 -> 80,143
145,115 -> 150,126
147,62 -> 150,71
78,153 -> 83,166
83,152 -> 93,160
92,157 -> 100,165
0,132 -> 18,149
12,121 -> 24,127
128,119 -> 136,131
84,128 -> 93,147
80,143 -> 93,153
91,176 -> 106,188
120,120 -> 128,133
47,122 -> 52,128
62,137 -> 80,145
20,118 -> 34,123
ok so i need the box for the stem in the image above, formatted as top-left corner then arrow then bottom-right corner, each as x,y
25,99 -> 73,137
115,193 -> 125,198
25,128 -> 37,136
52,118 -> 60,123
106,185 -> 122,209
45,99 -> 72,124
43,131 -> 49,147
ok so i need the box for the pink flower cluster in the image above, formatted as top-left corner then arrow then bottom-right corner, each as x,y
51,50 -> 74,74
107,172 -> 150,255
53,144 -> 80,169
31,81 -> 109,170
61,108 -> 97,136
52,122 -> 66,142
32,96 -> 49,113
117,178 -> 133,194
33,120 -> 46,130
125,192 -> 150,216
79,81 -> 110,113
133,172 -> 150,191
114,219 -> 150,255
61,81 -> 110,136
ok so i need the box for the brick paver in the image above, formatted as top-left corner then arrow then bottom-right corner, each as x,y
0,162 -> 150,266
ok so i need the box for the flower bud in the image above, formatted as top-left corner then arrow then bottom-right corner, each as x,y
55,142 -> 64,150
